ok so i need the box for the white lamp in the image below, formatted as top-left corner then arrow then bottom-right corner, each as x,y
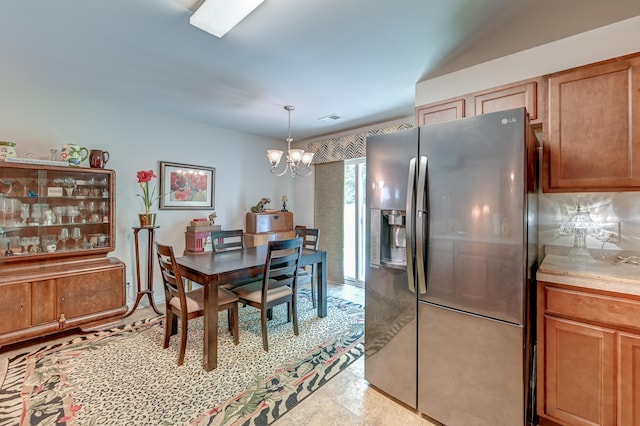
190,0 -> 265,38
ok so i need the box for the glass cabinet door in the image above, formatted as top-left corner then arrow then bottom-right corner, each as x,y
0,163 -> 114,260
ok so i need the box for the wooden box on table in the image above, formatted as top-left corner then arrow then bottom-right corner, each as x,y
245,212 -> 294,247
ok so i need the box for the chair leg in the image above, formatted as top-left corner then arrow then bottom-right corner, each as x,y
292,298 -> 299,336
261,308 -> 269,351
163,308 -> 173,349
286,301 -> 292,323
311,266 -> 317,308
178,315 -> 188,366
229,305 -> 239,345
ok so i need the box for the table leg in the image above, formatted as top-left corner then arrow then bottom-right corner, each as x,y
203,276 -> 219,371
317,252 -> 327,318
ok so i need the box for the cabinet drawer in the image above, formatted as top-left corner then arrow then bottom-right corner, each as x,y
245,231 -> 296,248
246,212 -> 293,233
545,286 -> 640,330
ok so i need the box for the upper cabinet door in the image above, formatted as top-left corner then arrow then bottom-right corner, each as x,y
416,98 -> 465,126
472,80 -> 539,122
545,55 -> 640,192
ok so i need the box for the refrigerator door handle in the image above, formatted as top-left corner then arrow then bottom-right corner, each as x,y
405,157 -> 416,293
416,156 -> 427,294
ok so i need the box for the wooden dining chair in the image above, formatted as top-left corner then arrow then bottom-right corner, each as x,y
156,242 -> 239,366
211,229 -> 261,292
232,238 -> 303,351
211,229 -> 245,252
295,227 -> 320,308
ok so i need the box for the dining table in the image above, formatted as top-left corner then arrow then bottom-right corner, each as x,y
176,245 -> 327,371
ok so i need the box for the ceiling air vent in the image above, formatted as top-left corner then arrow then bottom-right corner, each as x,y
319,113 -> 342,123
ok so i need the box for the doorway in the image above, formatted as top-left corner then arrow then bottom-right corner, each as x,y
344,158 -> 366,286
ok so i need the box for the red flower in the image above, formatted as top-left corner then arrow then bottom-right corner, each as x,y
136,170 -> 157,184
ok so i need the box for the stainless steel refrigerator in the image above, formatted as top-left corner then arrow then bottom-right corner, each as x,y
365,108 -> 538,426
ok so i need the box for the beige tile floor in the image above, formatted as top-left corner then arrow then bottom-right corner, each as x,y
270,282 -> 438,426
2,282 -> 437,425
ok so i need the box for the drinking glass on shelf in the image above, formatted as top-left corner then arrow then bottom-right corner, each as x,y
71,227 -> 82,249
30,203 -> 42,225
20,204 -> 30,224
67,206 -> 80,224
53,206 -> 65,224
99,201 -> 108,221
16,177 -> 32,197
42,235 -> 57,253
58,228 -> 70,251
30,236 -> 41,253
20,237 -> 30,253
0,178 -> 15,196
37,177 -> 49,196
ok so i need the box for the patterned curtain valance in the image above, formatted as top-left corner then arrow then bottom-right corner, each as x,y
306,123 -> 413,164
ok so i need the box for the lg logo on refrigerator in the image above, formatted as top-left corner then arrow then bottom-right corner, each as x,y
501,117 -> 517,124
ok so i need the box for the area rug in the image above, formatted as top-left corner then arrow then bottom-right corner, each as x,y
0,289 -> 364,426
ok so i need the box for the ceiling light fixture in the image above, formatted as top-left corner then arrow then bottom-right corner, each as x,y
190,0 -> 265,38
267,105 -> 314,177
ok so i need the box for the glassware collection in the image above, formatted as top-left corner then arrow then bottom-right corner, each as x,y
0,165 -> 112,257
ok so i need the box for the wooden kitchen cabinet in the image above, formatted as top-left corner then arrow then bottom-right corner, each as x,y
0,162 -> 126,347
544,53 -> 640,192
415,78 -> 540,126
416,98 -> 465,126
538,281 -> 640,425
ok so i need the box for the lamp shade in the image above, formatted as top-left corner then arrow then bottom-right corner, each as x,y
267,150 -> 284,166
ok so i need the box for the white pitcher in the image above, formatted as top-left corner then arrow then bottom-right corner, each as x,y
60,144 -> 89,167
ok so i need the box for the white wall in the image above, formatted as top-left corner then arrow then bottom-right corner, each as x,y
416,15 -> 640,254
0,82 -> 293,305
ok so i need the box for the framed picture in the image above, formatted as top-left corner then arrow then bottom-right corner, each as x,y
159,161 -> 215,210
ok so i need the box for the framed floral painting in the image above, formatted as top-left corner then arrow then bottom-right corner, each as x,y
159,161 -> 215,210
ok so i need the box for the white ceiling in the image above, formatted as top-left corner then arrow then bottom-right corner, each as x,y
1,0 -> 639,141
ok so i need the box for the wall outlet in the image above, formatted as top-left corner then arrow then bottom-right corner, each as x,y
598,222 -> 621,244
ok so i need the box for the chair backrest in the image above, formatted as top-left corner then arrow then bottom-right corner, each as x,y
295,227 -> 320,250
263,238 -> 303,294
211,229 -> 245,252
155,242 -> 188,309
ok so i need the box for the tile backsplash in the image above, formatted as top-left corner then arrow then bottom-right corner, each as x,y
539,192 -> 640,253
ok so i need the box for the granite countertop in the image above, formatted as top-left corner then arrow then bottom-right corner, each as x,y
538,254 -> 640,296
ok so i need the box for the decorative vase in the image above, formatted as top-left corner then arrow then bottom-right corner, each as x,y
138,213 -> 156,227
0,141 -> 17,161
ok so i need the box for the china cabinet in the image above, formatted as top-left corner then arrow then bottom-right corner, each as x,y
0,162 -> 126,347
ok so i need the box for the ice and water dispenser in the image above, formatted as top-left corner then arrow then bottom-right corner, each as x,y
370,209 -> 407,269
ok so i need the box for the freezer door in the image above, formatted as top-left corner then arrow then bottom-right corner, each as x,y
418,302 -> 526,426
365,128 -> 419,408
419,108 -> 529,325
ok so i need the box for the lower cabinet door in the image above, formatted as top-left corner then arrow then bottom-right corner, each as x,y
57,268 -> 125,320
619,332 -> 640,425
544,316 -> 616,426
0,282 -> 30,334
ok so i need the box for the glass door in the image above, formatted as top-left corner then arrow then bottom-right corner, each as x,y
344,158 -> 366,286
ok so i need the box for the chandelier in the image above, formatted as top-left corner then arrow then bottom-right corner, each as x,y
267,105 -> 314,177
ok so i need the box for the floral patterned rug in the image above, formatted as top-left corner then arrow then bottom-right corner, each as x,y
0,289 -> 364,426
